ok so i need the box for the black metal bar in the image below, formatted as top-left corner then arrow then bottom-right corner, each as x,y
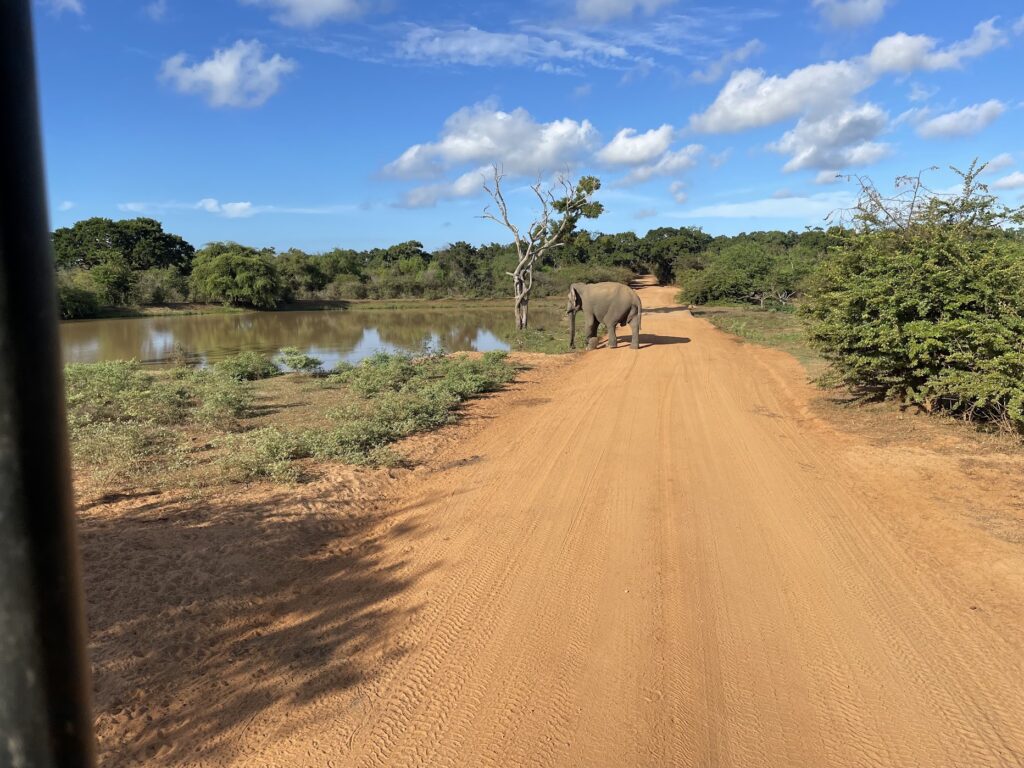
0,2 -> 97,766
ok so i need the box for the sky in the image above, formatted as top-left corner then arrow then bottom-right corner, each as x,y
32,0 -> 1024,252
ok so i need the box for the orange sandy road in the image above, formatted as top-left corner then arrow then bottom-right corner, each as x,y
251,284 -> 1024,767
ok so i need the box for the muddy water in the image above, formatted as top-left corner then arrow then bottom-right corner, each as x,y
59,304 -> 567,368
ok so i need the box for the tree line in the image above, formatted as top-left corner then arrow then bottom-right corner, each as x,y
52,215 -> 720,318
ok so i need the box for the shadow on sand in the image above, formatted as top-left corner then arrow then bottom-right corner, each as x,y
595,333 -> 691,350
80,483 -> 429,766
642,306 -> 692,315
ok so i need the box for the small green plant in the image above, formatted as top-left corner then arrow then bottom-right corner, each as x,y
276,346 -> 323,374
215,351 -> 281,381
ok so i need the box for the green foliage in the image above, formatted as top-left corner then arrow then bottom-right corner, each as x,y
276,346 -> 323,373
506,327 -> 575,354
219,352 -> 517,479
803,162 -> 1024,431
214,351 -> 281,381
53,217 -> 193,272
189,243 -> 284,309
56,269 -> 102,319
677,231 -> 826,307
130,267 -> 188,305
64,360 -> 253,482
532,264 -> 635,297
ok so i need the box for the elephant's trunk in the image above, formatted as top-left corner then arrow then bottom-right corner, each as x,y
568,310 -> 576,349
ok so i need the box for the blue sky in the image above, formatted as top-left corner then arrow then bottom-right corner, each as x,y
33,0 -> 1024,251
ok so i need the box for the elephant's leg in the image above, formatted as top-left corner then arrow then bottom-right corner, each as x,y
630,312 -> 640,349
605,317 -> 618,348
585,314 -> 599,350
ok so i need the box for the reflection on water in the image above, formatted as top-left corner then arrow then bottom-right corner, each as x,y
60,305 -> 566,367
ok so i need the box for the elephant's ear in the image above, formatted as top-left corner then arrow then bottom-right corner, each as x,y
568,284 -> 582,309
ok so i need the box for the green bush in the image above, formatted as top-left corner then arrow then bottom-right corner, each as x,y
131,267 -> 188,305
677,240 -> 818,307
276,346 -> 323,374
215,351 -> 281,381
532,264 -> 635,297
803,163 -> 1024,431
56,270 -> 102,319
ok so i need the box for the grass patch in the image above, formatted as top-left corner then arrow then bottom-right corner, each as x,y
694,306 -> 825,375
505,326 -> 575,354
65,360 -> 254,486
217,351 -> 515,480
67,351 -> 518,493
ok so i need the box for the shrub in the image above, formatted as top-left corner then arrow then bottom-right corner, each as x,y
218,427 -> 306,482
276,346 -> 323,374
215,351 -> 281,381
131,267 -> 188,305
803,163 -> 1024,431
323,274 -> 367,300
64,360 -> 253,482
223,351 -> 519,475
532,264 -> 635,297
56,270 -> 102,319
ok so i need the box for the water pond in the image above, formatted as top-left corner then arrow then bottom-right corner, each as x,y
59,303 -> 567,368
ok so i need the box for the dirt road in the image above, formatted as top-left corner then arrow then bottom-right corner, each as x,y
89,282 -> 1024,767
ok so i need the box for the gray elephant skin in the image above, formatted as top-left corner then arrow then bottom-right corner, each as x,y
566,282 -> 642,350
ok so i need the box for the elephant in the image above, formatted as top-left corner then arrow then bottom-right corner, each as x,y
566,282 -> 642,350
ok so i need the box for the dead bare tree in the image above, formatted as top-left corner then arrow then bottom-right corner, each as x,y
482,165 -> 603,330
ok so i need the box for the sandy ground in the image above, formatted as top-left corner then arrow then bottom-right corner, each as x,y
81,282 -> 1024,767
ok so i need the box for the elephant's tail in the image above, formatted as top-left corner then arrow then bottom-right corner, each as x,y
629,296 -> 642,328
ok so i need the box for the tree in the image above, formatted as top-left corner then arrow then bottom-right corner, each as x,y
52,217 -> 193,273
482,167 -> 604,329
188,243 -> 283,309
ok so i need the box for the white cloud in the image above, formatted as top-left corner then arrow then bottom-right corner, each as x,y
42,0 -> 84,14
622,144 -> 703,185
983,153 -> 1014,173
691,39 -> 764,84
197,199 -> 255,218
118,198 -> 353,217
709,149 -> 732,168
395,25 -> 629,71
576,0 -> 674,22
815,170 -> 842,184
240,0 -> 369,27
160,40 -> 296,108
669,181 -> 687,204
385,103 -> 597,180
397,167 -> 491,208
675,190 -> 853,219
691,19 -> 1008,134
633,208 -> 658,219
812,0 -> 887,28
1015,15 -> 1024,36
916,100 -> 1005,138
58,201 -> 76,211
770,103 -> 890,172
991,171 -> 1024,190
690,60 -> 871,133
596,125 -> 675,165
868,19 -> 1007,74
145,0 -> 167,20
908,82 -> 937,102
